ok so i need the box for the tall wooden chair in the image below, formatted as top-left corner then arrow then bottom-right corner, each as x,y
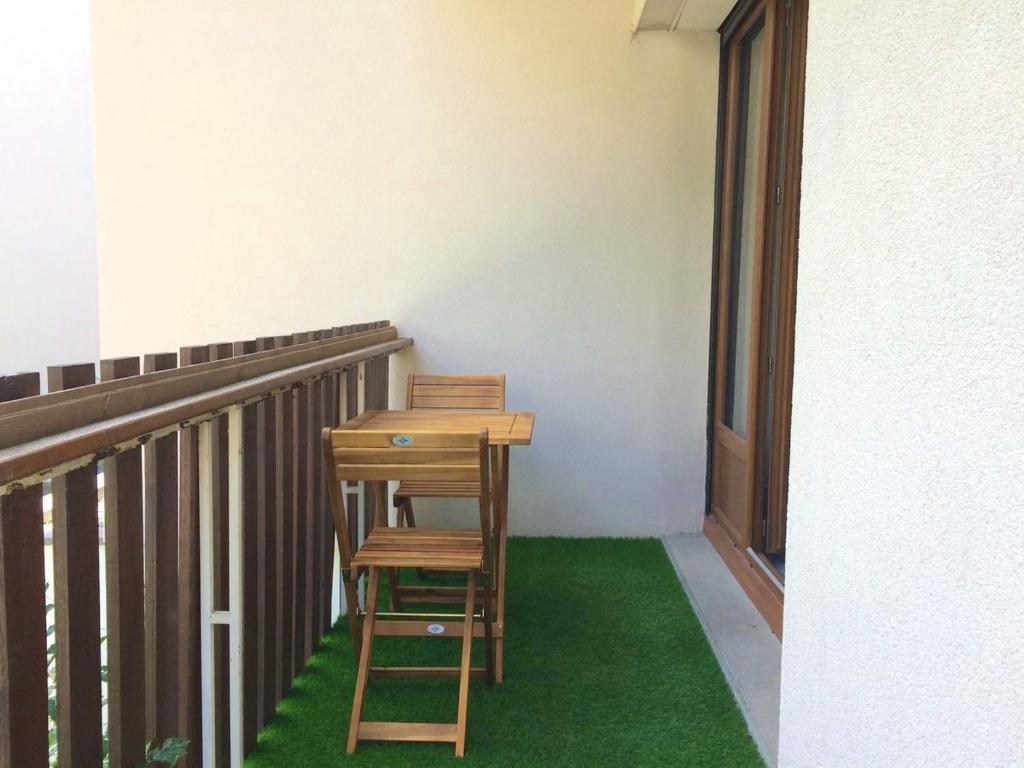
322,427 -> 495,757
394,373 -> 505,529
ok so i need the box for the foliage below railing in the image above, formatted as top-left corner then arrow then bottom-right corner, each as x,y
137,738 -> 190,768
46,582 -> 191,768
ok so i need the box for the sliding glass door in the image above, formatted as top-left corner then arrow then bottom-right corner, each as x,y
710,0 -> 774,550
707,0 -> 806,633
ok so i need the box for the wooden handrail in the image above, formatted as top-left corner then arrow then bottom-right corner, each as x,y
0,327 -> 380,421
0,326 -> 398,447
0,334 -> 412,493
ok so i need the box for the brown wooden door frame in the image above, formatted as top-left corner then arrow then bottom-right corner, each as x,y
704,0 -> 807,637
753,0 -> 807,562
709,0 -> 775,549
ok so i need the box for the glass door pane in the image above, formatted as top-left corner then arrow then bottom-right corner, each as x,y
723,21 -> 766,438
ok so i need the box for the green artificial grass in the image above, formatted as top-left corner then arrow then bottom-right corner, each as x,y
245,538 -> 764,767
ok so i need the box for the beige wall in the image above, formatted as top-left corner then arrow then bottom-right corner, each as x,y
780,1 -> 1024,765
91,1 -> 719,535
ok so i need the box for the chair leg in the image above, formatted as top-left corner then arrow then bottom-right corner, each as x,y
482,573 -> 495,687
387,566 -> 402,612
454,570 -> 476,757
396,497 -> 417,528
343,576 -> 362,660
347,567 -> 381,755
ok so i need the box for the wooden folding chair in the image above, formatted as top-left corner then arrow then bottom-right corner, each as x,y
322,427 -> 496,757
394,374 -> 505,531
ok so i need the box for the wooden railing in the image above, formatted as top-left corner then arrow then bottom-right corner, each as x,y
0,321 -> 412,768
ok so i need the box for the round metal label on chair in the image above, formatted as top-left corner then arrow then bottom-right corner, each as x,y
427,623 -> 446,635
391,434 -> 414,446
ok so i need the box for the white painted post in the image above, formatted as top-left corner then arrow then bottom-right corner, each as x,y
331,543 -> 343,624
356,361 -> 365,414
198,408 -> 245,768
197,420 -> 216,768
226,405 -> 244,768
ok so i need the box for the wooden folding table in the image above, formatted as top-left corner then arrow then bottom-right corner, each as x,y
339,409 -> 534,682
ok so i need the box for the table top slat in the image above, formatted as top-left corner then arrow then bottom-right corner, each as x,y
339,410 -> 534,445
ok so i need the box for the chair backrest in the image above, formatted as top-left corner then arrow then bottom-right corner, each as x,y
406,373 -> 506,411
321,428 -> 492,569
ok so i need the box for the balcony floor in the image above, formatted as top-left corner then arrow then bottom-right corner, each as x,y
245,538 -> 764,767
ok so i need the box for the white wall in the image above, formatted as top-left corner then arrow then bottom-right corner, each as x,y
780,3 -> 1024,767
91,1 -> 720,535
0,1 -> 100,381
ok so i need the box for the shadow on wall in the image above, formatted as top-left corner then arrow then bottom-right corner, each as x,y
388,255 -> 708,537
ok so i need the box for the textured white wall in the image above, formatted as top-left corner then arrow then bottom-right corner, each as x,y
780,3 -> 1024,767
0,1 -> 99,380
91,1 -> 720,535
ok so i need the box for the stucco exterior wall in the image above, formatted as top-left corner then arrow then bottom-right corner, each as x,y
90,1 -> 721,535
780,3 -> 1024,766
0,1 -> 99,379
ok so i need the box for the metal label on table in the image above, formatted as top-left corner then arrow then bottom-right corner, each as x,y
391,434 -> 414,446
427,623 -> 446,635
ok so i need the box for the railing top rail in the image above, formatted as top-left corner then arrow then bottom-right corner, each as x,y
0,325 -> 389,425
0,329 -> 412,494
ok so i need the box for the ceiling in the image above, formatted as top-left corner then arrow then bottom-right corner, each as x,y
632,0 -> 736,32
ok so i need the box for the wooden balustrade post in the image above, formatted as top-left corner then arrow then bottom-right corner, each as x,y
354,358 -> 369,609
142,352 -> 179,744
374,353 -> 391,527
290,332 -> 313,670
254,336 -> 279,718
332,353 -> 349,620
48,363 -> 102,768
310,331 -> 324,650
365,353 -> 391,593
357,356 -> 366,525
342,327 -> 361,568
0,373 -> 48,768
365,356 -> 390,540
178,345 -> 210,768
100,356 -> 146,768
232,340 -> 260,754
272,335 -> 296,694
321,329 -> 339,631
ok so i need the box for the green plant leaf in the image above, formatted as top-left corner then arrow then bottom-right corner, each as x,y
142,736 -> 190,767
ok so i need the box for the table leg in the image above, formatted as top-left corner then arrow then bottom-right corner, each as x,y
495,445 -> 510,683
371,482 -> 401,612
